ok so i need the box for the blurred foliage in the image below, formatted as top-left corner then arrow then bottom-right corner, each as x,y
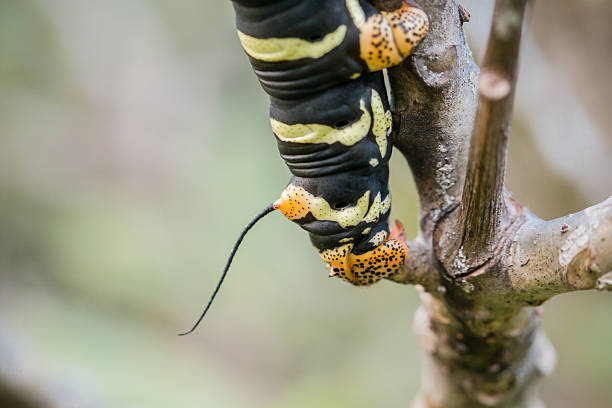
0,0 -> 610,407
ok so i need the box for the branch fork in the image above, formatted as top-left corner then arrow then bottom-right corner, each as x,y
372,0 -> 612,406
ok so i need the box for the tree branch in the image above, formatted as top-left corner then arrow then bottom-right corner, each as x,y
505,197 -> 612,303
383,0 -> 479,236
390,238 -> 440,291
412,295 -> 556,408
371,1 -> 609,407
377,1 -> 552,407
458,0 -> 528,268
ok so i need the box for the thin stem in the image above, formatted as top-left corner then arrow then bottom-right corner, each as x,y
459,0 -> 528,264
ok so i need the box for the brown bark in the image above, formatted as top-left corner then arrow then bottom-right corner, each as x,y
373,0 -> 612,406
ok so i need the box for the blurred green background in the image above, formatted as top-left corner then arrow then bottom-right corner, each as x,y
0,0 -> 610,407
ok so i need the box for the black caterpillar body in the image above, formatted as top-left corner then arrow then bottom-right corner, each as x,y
178,0 -> 428,335
232,0 -> 428,285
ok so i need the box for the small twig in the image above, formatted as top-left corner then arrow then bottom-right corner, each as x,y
386,0 -> 479,236
458,0 -> 528,267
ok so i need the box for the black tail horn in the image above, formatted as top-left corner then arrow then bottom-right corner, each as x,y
178,203 -> 276,336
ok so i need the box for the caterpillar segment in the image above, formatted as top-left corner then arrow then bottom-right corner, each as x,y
233,0 -> 428,99
232,0 -> 427,285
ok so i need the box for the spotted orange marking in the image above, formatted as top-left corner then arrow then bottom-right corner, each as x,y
382,3 -> 429,59
320,244 -> 358,285
348,236 -> 408,286
321,220 -> 409,286
358,3 -> 428,71
359,12 -> 403,71
273,184 -> 311,220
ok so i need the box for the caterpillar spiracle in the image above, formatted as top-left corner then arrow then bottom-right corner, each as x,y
180,0 -> 428,335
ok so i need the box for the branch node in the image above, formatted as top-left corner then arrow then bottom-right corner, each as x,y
411,47 -> 458,88
479,69 -> 511,100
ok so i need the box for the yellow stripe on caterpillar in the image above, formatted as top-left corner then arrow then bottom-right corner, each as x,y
346,0 -> 366,27
274,184 -> 372,228
237,25 -> 347,62
271,90 -> 390,150
270,100 -> 371,146
310,190 -> 370,228
363,192 -> 391,224
368,230 -> 388,246
370,89 -> 392,157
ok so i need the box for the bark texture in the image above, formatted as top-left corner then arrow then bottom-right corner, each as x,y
373,0 -> 612,406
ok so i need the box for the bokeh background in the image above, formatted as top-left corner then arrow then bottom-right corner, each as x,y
1,0 -> 610,407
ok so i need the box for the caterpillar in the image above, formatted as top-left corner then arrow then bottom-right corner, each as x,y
180,0 -> 428,335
